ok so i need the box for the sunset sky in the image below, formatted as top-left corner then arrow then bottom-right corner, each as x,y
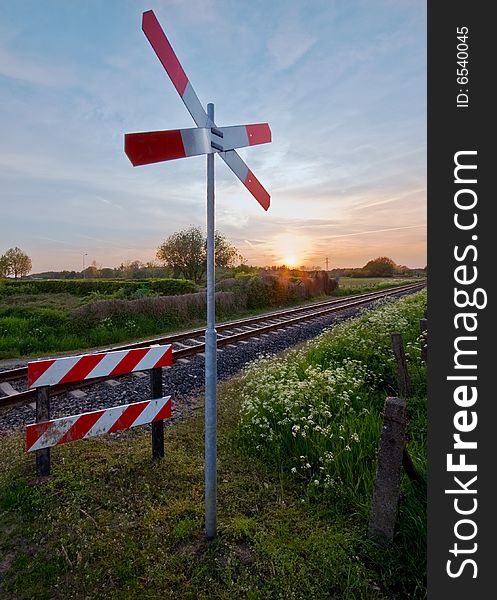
0,0 -> 426,272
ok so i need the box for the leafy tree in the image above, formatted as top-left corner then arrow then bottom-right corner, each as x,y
0,254 -> 9,278
156,226 -> 240,283
362,256 -> 397,277
3,247 -> 32,279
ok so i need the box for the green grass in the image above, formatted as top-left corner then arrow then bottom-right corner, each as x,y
331,277 -> 416,296
0,390 -> 421,599
0,292 -> 426,598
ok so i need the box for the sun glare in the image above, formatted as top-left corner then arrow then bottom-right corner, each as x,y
272,234 -> 311,268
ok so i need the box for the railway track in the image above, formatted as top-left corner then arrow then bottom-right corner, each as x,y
0,281 -> 425,410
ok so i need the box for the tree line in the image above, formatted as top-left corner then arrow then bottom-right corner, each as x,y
1,232 -> 424,283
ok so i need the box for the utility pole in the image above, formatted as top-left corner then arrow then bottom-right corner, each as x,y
82,253 -> 88,278
325,257 -> 329,271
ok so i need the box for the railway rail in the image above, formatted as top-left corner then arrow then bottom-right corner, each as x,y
0,281 -> 425,410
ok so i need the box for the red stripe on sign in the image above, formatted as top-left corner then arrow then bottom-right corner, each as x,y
246,123 -> 271,146
244,170 -> 270,211
142,10 -> 188,96
153,398 -> 172,421
59,354 -> 106,385
125,130 -> 186,166
28,359 -> 56,388
153,346 -> 173,368
110,348 -> 149,377
26,421 -> 52,452
58,411 -> 105,445
108,401 -> 149,433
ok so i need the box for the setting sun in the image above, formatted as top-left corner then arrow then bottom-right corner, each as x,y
283,255 -> 297,267
270,234 -> 312,268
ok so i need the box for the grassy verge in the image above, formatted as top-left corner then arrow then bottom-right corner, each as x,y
0,292 -> 426,599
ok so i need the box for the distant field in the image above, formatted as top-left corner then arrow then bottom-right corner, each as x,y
337,277 -> 416,288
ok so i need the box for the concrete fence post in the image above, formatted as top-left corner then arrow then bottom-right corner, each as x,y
368,396 -> 407,545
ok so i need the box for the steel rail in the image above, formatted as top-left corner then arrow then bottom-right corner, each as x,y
0,282 -> 424,409
0,281 -> 424,384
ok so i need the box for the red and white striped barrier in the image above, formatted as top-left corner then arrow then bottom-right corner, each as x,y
26,396 -> 171,452
28,344 -> 172,389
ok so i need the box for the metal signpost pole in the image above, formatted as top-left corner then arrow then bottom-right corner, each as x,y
124,9 -> 271,542
205,102 -> 217,539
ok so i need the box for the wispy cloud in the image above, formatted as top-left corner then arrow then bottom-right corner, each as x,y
267,12 -> 316,69
0,43 -> 74,86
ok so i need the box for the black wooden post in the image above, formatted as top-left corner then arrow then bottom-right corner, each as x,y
420,318 -> 428,363
150,367 -> 164,459
36,386 -> 51,477
391,332 -> 422,482
368,397 -> 407,545
391,332 -> 411,398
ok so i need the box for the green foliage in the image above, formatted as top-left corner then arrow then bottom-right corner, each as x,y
157,226 -> 241,283
331,277 -> 414,296
0,481 -> 46,513
238,290 -> 427,502
1,247 -> 32,279
0,305 -> 72,357
0,254 -> 9,278
235,271 -> 337,309
0,277 -> 197,297
361,256 -> 397,277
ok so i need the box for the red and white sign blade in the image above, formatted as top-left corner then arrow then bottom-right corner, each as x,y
142,10 -> 210,127
125,129 -> 192,166
125,123 -> 271,166
221,123 -> 271,149
221,150 -> 270,211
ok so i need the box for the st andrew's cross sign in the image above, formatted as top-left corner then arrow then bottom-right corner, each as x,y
124,10 -> 271,540
125,11 -> 271,209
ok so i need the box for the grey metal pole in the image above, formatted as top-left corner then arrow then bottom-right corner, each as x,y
205,102 -> 217,539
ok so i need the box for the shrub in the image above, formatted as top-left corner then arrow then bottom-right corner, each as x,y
245,276 -> 273,309
72,291 -> 246,330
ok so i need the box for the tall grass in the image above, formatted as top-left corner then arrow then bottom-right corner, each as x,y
237,291 -> 427,504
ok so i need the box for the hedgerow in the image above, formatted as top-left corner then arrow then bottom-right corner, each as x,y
0,278 -> 197,297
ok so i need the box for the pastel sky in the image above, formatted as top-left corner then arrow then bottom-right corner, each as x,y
0,0 -> 426,272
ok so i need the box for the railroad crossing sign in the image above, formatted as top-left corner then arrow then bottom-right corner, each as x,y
124,10 -> 272,540
125,10 -> 271,210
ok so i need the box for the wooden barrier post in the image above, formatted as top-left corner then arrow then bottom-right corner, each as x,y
36,386 -> 51,477
368,397 -> 407,545
391,333 -> 411,398
150,367 -> 164,459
